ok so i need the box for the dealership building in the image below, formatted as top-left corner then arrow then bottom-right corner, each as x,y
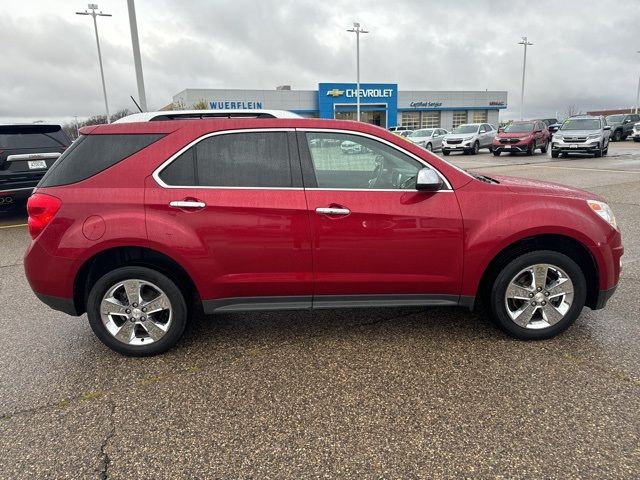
172,84 -> 508,130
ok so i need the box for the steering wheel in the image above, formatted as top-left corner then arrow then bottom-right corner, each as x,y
368,154 -> 387,188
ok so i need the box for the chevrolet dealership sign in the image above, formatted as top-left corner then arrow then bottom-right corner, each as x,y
326,88 -> 394,99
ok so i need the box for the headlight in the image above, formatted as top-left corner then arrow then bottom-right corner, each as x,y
463,136 -> 473,141
587,200 -> 617,229
554,133 -> 563,140
587,133 -> 601,139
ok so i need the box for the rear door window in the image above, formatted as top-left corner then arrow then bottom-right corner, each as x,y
158,132 -> 294,188
39,134 -> 164,187
0,125 -> 70,149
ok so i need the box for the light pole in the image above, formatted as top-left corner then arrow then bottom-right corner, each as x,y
76,4 -> 112,123
127,0 -> 148,112
347,22 -> 369,122
635,50 -> 640,114
518,36 -> 533,121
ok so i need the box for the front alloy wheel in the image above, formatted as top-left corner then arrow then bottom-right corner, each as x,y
87,266 -> 188,356
490,251 -> 586,339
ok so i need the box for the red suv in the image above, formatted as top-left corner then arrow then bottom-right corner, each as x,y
492,120 -> 550,156
24,119 -> 623,356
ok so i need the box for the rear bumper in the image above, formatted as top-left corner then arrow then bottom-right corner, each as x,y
34,292 -> 79,316
0,186 -> 33,205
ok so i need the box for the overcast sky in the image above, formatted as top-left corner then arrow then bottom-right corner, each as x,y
1,0 -> 639,124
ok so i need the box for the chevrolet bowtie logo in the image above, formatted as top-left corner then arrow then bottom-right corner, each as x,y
326,89 -> 345,97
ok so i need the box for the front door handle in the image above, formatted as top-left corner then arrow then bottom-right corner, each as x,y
315,207 -> 350,216
169,200 -> 206,209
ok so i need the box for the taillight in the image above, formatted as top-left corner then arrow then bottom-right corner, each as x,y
27,193 -> 61,239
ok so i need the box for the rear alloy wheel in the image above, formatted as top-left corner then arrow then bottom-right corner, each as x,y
490,250 -> 586,339
87,266 -> 188,356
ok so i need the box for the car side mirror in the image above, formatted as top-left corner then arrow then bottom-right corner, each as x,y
624,119 -> 630,124
604,126 -> 611,131
433,133 -> 440,138
416,168 -> 443,192
479,129 -> 486,134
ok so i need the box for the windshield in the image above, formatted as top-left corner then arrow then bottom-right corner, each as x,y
409,129 -> 434,137
560,119 -> 601,131
606,115 -> 624,123
452,125 -> 478,134
504,122 -> 534,133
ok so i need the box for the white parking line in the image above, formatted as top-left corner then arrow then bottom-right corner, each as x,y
529,165 -> 640,174
0,223 -> 27,229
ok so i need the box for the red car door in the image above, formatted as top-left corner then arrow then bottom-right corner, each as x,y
297,130 -> 464,306
145,130 -> 313,311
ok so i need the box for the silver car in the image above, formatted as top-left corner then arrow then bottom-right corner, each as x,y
406,128 -> 448,151
442,123 -> 497,155
551,116 -> 611,158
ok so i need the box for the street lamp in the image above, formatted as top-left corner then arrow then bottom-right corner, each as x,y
518,36 -> 533,121
127,0 -> 148,112
76,4 -> 112,123
635,50 -> 640,114
347,22 -> 369,122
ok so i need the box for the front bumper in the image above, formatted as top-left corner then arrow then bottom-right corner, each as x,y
552,138 -> 602,153
492,141 -> 531,153
442,140 -> 473,150
631,131 -> 640,140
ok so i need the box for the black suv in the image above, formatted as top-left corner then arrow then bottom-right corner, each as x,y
0,124 -> 70,206
606,113 -> 640,142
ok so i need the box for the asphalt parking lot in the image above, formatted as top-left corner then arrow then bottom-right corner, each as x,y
1,142 -> 639,479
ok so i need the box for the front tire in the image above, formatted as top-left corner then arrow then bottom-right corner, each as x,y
443,149 -> 450,156
489,250 -> 586,340
425,143 -> 432,151
594,143 -> 602,158
613,130 -> 622,142
540,140 -> 548,153
493,150 -> 501,156
527,140 -> 535,156
470,141 -> 479,155
87,266 -> 188,356
551,150 -> 560,158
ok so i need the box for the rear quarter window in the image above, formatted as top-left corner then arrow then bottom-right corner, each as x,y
38,134 -> 164,187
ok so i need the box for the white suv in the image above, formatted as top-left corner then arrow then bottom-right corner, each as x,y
442,123 -> 496,155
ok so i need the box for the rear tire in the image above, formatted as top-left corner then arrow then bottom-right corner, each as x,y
87,266 -> 188,356
489,250 -> 586,340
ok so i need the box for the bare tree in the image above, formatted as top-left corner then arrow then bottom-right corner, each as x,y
191,100 -> 209,110
62,109 -> 132,140
564,104 -> 579,118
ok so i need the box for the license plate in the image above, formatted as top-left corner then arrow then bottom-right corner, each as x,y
28,160 -> 47,169
503,145 -> 511,150
570,144 -> 578,149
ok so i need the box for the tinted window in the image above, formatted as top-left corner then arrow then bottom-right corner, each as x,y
159,132 -> 292,188
305,132 -> 423,190
0,125 -> 70,149
39,134 -> 163,187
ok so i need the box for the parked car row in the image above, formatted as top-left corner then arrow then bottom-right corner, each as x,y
605,113 -> 640,142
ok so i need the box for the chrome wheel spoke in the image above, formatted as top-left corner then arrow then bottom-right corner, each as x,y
141,319 -> 167,342
547,279 -> 573,298
141,293 -> 171,314
114,320 -> 136,343
506,283 -> 533,300
123,280 -> 141,306
532,265 -> 549,290
542,304 -> 564,325
512,302 -> 537,327
101,297 -> 128,316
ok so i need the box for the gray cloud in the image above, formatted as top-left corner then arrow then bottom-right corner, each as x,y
1,0 -> 639,124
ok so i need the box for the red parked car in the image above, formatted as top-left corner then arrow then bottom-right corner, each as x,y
24,118 -> 623,356
492,120 -> 550,156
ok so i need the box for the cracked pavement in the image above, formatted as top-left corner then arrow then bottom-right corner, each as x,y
0,142 -> 639,479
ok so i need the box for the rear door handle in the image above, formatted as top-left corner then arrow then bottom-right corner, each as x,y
169,200 -> 206,209
315,207 -> 350,216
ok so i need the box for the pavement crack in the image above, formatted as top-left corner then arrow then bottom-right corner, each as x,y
97,398 -> 116,480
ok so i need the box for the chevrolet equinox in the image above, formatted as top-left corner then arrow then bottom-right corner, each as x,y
24,119 -> 623,356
